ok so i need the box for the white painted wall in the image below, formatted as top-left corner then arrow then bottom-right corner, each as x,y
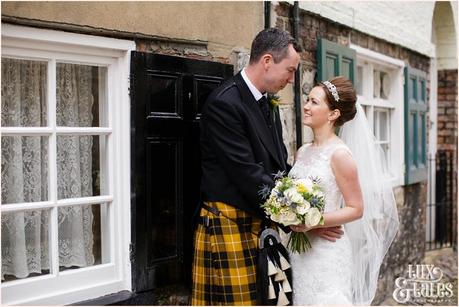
451,1 -> 458,32
433,1 -> 458,69
289,1 -> 438,57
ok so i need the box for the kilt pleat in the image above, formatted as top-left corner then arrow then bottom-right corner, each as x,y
191,201 -> 262,306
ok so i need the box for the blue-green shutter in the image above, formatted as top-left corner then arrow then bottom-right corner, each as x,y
317,38 -> 356,84
404,66 -> 427,185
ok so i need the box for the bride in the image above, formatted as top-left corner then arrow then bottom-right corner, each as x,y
287,76 -> 399,305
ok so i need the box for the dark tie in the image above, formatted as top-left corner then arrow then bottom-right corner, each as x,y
258,96 -> 271,125
258,95 -> 284,167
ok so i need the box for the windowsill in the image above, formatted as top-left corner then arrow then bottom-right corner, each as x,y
385,175 -> 403,189
71,290 -> 133,306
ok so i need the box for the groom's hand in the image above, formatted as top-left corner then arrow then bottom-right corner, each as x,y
308,226 -> 343,242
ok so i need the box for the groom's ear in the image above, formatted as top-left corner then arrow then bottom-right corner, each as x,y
261,53 -> 273,69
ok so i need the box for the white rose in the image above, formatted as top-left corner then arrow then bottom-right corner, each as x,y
313,190 -> 324,199
296,200 -> 311,215
304,207 -> 322,227
278,210 -> 300,226
284,187 -> 304,204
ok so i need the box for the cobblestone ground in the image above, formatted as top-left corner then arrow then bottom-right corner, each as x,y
380,247 -> 458,306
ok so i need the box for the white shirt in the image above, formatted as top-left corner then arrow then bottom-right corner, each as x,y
241,68 -> 266,102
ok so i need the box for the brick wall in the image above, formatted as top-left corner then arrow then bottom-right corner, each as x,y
136,39 -> 231,64
437,69 -> 458,151
436,69 -> 458,250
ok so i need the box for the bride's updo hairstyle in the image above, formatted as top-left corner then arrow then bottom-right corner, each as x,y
317,76 -> 357,127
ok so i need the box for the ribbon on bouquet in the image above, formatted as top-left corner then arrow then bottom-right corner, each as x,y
257,228 -> 293,306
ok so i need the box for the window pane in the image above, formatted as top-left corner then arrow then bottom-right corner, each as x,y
56,64 -> 107,127
1,136 -> 49,204
1,58 -> 47,127
356,66 -> 363,95
57,135 -> 106,199
381,143 -> 390,171
380,72 -> 391,99
58,204 -> 108,271
1,209 -> 51,282
373,111 -> 378,136
373,70 -> 380,98
379,111 -> 389,142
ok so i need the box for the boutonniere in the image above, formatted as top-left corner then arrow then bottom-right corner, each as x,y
268,94 -> 280,112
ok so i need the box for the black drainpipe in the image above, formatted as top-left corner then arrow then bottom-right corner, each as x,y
267,1 -> 302,149
293,1 -> 302,149
264,1 -> 271,29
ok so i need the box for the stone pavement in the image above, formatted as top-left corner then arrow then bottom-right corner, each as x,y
154,247 -> 458,306
380,247 -> 458,306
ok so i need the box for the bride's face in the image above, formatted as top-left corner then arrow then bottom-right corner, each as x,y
303,86 -> 334,128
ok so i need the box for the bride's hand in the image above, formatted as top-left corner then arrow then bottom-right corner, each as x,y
290,225 -> 344,242
309,226 -> 344,242
289,224 -> 312,233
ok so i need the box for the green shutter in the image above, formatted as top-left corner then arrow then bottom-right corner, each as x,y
404,66 -> 428,185
317,38 -> 356,84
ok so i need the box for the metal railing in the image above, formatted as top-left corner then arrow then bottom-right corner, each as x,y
426,150 -> 457,250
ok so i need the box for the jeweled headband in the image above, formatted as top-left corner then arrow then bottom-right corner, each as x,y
322,80 -> 340,102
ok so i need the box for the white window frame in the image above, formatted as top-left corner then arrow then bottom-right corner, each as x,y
350,44 -> 405,187
1,24 -> 135,305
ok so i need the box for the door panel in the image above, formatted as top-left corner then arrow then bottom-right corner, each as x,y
131,52 -> 233,293
147,73 -> 182,118
146,138 -> 182,264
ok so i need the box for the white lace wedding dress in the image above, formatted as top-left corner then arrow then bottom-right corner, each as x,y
287,140 -> 354,305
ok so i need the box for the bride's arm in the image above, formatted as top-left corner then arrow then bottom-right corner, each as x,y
320,149 -> 363,227
291,148 -> 364,232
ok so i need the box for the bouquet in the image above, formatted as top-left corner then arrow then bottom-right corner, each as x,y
260,173 -> 326,253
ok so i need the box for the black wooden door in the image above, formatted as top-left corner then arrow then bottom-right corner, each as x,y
130,52 -> 233,293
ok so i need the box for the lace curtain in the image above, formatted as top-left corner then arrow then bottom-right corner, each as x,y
1,59 -> 95,279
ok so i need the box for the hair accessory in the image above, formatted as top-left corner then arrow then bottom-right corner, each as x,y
322,80 -> 340,102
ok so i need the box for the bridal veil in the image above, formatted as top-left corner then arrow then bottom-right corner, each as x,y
339,102 -> 400,305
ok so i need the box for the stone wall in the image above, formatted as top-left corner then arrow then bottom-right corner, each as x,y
274,2 -> 430,304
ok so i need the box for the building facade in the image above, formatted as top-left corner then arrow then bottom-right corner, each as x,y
1,1 -> 457,305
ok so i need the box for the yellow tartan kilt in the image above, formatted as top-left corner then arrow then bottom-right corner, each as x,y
191,201 -> 262,306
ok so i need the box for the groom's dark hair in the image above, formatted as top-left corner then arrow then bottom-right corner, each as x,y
249,28 -> 301,64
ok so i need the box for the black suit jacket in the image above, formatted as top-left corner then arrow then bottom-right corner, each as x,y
200,71 -> 291,219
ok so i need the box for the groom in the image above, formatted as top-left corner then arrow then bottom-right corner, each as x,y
191,28 -> 341,305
